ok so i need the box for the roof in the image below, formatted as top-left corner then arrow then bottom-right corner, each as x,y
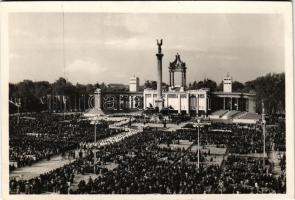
169,53 -> 186,71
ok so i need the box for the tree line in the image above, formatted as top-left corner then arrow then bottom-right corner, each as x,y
9,73 -> 285,115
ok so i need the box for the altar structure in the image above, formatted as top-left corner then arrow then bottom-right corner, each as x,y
86,39 -> 257,118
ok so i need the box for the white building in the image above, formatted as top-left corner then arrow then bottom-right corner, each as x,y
129,76 -> 139,92
223,74 -> 232,93
143,87 -> 210,115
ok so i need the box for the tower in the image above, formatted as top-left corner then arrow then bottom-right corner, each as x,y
223,73 -> 232,93
155,39 -> 164,110
129,76 -> 139,92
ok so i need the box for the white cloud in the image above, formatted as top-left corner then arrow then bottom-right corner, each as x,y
104,37 -> 154,50
66,59 -> 108,74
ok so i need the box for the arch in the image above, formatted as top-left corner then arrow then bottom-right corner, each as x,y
169,53 -> 187,88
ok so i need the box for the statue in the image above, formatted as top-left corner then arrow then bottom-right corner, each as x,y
157,39 -> 163,54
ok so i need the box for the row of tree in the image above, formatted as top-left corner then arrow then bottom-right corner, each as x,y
9,73 -> 285,114
186,73 -> 285,114
144,78 -> 248,92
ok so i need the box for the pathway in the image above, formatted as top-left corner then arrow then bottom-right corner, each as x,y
10,120 -> 142,181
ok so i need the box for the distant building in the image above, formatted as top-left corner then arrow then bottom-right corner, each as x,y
129,76 -> 139,92
223,74 -> 232,93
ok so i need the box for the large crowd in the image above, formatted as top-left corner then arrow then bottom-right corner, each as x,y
184,123 -> 272,154
9,113 -> 286,194
9,113 -> 124,170
217,156 -> 285,193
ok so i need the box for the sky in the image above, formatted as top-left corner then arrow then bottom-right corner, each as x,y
9,13 -> 285,85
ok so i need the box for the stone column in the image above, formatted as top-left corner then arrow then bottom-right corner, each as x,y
155,39 -> 164,111
178,94 -> 181,114
169,71 -> 172,86
172,72 -> 175,87
133,96 -> 136,108
181,72 -> 184,88
156,55 -> 163,100
129,96 -> 133,109
186,94 -> 189,114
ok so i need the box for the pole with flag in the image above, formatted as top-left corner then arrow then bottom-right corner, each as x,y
78,95 -> 81,111
262,101 -> 266,168
83,94 -> 86,111
63,95 -> 67,117
75,95 -> 77,112
197,119 -> 200,169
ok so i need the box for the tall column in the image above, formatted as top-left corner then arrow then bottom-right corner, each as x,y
178,94 -> 181,114
172,72 -> 175,87
133,96 -> 136,108
156,53 -> 163,98
155,39 -> 164,111
186,94 -> 189,114
183,70 -> 186,88
129,96 -> 133,109
169,71 -> 172,86
181,72 -> 184,87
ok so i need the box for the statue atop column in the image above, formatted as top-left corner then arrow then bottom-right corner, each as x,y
157,39 -> 163,54
155,39 -> 164,111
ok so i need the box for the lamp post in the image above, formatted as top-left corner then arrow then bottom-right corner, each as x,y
91,116 -> 99,143
17,105 -> 20,125
197,119 -> 200,169
94,122 -> 97,143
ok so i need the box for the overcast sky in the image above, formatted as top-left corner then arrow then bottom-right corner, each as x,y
9,13 -> 284,85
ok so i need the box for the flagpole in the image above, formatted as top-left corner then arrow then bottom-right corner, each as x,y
78,95 -> 81,111
262,101 -> 266,168
17,99 -> 20,125
64,96 -> 66,119
75,95 -> 77,112
84,94 -> 86,111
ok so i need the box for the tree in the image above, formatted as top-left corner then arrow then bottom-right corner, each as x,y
232,81 -> 245,92
217,81 -> 223,91
244,73 -> 285,114
144,80 -> 157,90
189,78 -> 217,91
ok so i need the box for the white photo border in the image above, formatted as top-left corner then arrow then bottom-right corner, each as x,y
1,1 -> 293,200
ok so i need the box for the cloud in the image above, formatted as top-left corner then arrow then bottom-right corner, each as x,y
104,37 -> 154,50
114,73 -> 128,79
66,59 -> 108,74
